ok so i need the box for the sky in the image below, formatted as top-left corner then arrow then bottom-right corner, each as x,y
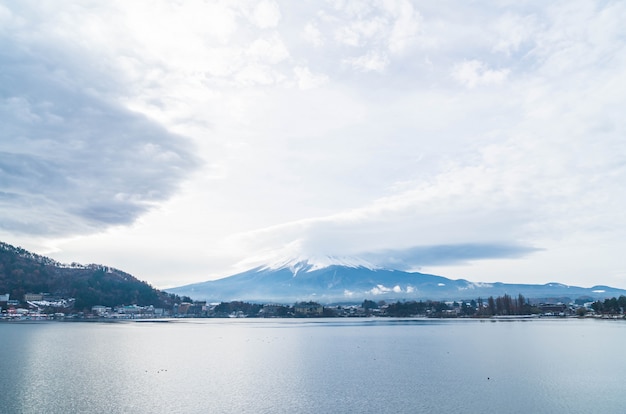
1,0 -> 625,289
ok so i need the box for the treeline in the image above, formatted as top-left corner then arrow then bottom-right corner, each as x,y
367,294 -> 534,317
207,301 -> 333,318
198,294 -> 540,318
214,301 -> 263,317
0,242 -> 63,268
590,296 -> 626,315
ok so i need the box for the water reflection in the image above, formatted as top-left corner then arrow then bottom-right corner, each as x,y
1,319 -> 624,413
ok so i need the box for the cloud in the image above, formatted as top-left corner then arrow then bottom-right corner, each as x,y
334,16 -> 387,47
385,0 -> 421,54
247,34 -> 290,64
344,50 -> 390,72
0,39 -> 198,236
295,0 -> 421,75
294,67 -> 329,89
302,23 -> 324,47
225,176 -> 540,271
452,60 -> 510,88
491,13 -> 539,56
250,0 -> 281,29
361,244 -> 540,270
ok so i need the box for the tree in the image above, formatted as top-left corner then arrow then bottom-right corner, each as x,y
618,296 -> 626,314
604,297 -> 619,314
517,294 -> 527,315
476,297 -> 485,316
487,296 -> 495,316
591,300 -> 603,313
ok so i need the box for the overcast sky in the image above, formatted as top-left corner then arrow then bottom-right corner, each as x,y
1,1 -> 625,289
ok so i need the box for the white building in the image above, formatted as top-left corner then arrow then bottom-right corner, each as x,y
91,305 -> 110,315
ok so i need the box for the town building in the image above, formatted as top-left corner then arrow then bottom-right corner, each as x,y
294,302 -> 324,316
24,293 -> 44,301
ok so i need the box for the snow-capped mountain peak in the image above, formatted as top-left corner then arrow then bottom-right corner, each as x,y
261,255 -> 382,276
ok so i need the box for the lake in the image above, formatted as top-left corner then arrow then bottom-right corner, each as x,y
1,318 -> 624,413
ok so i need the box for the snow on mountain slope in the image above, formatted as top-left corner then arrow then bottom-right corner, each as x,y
260,255 -> 382,275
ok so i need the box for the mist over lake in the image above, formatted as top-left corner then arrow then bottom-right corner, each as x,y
2,318 -> 624,413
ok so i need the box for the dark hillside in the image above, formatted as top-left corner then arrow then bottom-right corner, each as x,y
0,241 -> 181,310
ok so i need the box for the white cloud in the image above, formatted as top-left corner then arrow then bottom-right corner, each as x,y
247,34 -> 290,64
294,67 -> 328,90
250,0 -> 281,29
303,22 -> 324,47
302,0 -> 421,73
452,60 -> 510,88
334,16 -> 387,47
491,13 -> 539,56
235,63 -> 283,86
385,0 -> 421,54
0,3 -> 10,20
344,50 -> 389,72
370,285 -> 392,295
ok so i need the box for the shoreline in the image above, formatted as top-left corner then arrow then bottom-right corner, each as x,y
2,314 -> 624,323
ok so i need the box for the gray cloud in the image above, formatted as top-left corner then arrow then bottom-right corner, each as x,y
362,243 -> 541,270
0,42 -> 198,236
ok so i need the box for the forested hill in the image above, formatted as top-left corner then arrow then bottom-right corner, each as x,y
0,241 -> 182,310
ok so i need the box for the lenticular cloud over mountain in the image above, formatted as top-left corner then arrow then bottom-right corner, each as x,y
245,243 -> 539,276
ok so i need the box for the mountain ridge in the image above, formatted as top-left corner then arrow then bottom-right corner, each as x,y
3,242 -> 623,307
167,259 -> 626,304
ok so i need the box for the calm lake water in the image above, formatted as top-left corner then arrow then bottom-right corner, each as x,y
1,318 -> 624,413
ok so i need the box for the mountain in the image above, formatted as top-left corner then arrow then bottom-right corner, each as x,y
0,241 -> 180,311
167,258 -> 626,304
